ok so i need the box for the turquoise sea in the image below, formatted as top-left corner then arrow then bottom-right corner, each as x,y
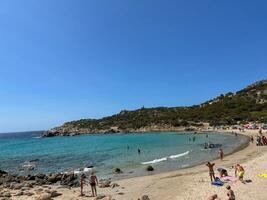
0,131 -> 248,179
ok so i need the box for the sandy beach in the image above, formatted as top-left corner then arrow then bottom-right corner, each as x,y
2,129 -> 267,200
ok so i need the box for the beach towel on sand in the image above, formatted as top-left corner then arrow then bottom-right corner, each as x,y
258,173 -> 267,178
221,176 -> 238,182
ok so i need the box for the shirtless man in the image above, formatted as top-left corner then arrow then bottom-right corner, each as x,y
218,149 -> 224,161
235,164 -> 245,183
206,162 -> 216,182
89,172 -> 98,197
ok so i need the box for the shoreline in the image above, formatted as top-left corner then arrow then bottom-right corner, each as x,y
2,129 -> 266,200
4,131 -> 249,180
58,129 -> 267,199
110,131 -> 250,182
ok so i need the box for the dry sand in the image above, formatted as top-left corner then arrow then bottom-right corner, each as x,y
4,129 -> 267,200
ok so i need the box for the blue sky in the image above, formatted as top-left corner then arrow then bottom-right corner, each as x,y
0,0 -> 267,132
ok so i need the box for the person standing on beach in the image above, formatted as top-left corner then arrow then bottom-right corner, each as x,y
89,172 -> 98,197
250,136 -> 254,143
235,164 -> 245,183
80,174 -> 85,196
218,149 -> 224,160
206,162 -> 216,182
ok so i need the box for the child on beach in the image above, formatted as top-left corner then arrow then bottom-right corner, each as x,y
235,164 -> 245,183
218,149 -> 224,160
206,162 -> 216,182
226,185 -> 235,200
89,172 -> 98,197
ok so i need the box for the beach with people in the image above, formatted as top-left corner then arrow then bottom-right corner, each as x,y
1,128 -> 267,200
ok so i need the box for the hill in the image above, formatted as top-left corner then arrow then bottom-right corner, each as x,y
43,80 -> 267,136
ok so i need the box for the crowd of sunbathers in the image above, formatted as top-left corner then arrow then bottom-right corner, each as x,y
206,161 -> 245,200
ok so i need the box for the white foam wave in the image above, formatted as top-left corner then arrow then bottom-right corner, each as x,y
169,151 -> 190,159
141,157 -> 167,165
32,136 -> 41,139
141,151 -> 190,165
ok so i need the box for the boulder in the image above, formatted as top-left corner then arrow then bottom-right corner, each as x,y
14,191 -> 24,196
24,191 -> 34,196
0,170 -> 8,176
60,172 -> 77,187
47,173 -> 62,183
36,173 -> 46,179
146,165 -> 154,171
9,182 -> 23,190
27,175 -> 36,181
23,182 -> 34,188
3,192 -> 11,197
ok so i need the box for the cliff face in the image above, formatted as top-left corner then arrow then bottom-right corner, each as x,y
43,80 -> 267,137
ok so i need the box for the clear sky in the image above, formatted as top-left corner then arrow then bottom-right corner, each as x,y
0,0 -> 267,132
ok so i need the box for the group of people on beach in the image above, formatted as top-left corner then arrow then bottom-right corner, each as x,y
206,161 -> 245,200
255,135 -> 267,146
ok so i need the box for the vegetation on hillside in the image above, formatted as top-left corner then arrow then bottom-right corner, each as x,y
48,80 -> 267,134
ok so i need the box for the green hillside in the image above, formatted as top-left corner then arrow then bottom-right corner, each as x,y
44,80 -> 267,136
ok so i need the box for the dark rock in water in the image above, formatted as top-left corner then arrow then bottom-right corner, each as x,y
113,168 -> 123,174
146,165 -> 154,171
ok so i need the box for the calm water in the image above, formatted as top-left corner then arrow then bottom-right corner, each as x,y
0,131 -> 248,179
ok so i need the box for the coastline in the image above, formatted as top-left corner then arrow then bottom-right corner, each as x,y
51,129 -> 267,199
3,129 -> 267,200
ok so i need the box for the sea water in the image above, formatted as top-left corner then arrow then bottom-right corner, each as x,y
0,131 -> 248,179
